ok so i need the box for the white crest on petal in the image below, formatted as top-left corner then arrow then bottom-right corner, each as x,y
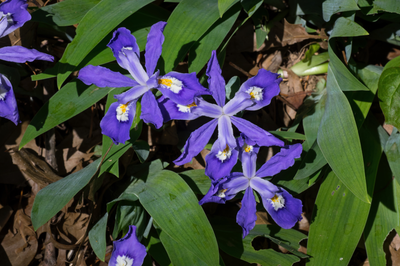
158,76 -> 183,93
217,189 -> 227,198
116,103 -> 130,122
177,104 -> 190,113
0,85 -> 7,101
269,193 -> 285,211
216,146 -> 232,162
246,86 -> 263,101
243,144 -> 253,153
116,255 -> 134,266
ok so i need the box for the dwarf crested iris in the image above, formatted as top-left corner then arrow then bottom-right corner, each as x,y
109,225 -> 146,266
0,0 -> 54,125
78,22 -> 209,145
158,50 -> 283,180
199,134 -> 303,238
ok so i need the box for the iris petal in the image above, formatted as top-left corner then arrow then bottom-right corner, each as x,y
145,21 -> 167,76
237,187 -> 257,238
140,90 -> 163,129
0,73 -> 19,125
206,50 -> 226,107
0,46 -> 54,63
0,0 -> 30,38
78,65 -> 138,88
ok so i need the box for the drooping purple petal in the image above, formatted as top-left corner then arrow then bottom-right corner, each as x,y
222,92 -> 254,116
100,100 -> 137,145
250,177 -> 278,199
239,68 -> 282,111
256,143 -> 302,178
174,119 -> 218,165
0,0 -> 30,38
217,115 -> 236,151
145,21 -> 167,76
237,187 -> 257,238
262,188 -> 303,229
191,97 -> 222,118
0,74 -> 19,125
109,225 -> 147,266
140,90 -> 163,129
78,65 -> 138,88
107,27 -> 148,85
231,116 -> 284,147
205,140 -> 238,182
206,50 -> 225,107
0,46 -> 54,63
157,96 -> 200,122
199,179 -> 228,205
108,27 -> 140,59
157,72 -> 210,106
114,84 -> 149,104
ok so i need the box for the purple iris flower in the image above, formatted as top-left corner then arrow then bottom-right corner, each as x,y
78,22 -> 209,145
109,225 -> 146,266
200,134 -> 303,238
0,0 -> 54,125
158,50 -> 283,180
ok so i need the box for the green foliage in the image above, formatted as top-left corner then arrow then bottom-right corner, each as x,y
31,159 -> 101,230
89,213 -> 108,261
379,67 -> 400,130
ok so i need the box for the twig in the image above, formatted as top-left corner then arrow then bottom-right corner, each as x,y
229,62 -> 252,78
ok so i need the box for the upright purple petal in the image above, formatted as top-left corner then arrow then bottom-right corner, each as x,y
240,148 -> 257,179
157,96 -> 200,122
109,225 -> 147,266
0,0 -> 30,38
0,46 -> 53,63
239,69 -> 282,111
174,119 -> 218,165
140,90 -> 163,129
100,100 -> 137,145
145,21 -> 167,76
222,91 -> 254,116
158,72 -> 210,105
206,50 -> 225,107
0,74 -> 19,125
107,28 -> 148,85
231,116 -> 284,147
237,187 -> 257,238
78,65 -> 138,88
256,143 -> 302,178
205,139 -> 238,182
262,188 -> 303,229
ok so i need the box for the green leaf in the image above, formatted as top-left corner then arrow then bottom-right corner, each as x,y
330,17 -> 369,38
379,67 -> 400,129
218,0 -> 237,17
241,0 -> 263,17
372,0 -> 400,15
56,0 -> 154,88
383,55 -> 400,71
307,171 -> 371,265
132,140 -> 150,163
322,0 -> 359,22
294,142 -> 327,180
225,76 -> 240,100
147,233 -> 172,266
302,43 -> 320,63
179,169 -> 211,195
318,65 -> 368,202
31,159 -> 100,230
188,2 -> 240,73
365,157 -> 399,266
269,130 -> 306,140
211,217 -> 300,265
40,0 -> 100,26
121,160 -> 219,265
89,212 -> 108,261
161,0 -> 221,73
19,81 -> 116,149
385,128 -> 400,185
290,52 -> 329,76
112,201 -> 146,239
